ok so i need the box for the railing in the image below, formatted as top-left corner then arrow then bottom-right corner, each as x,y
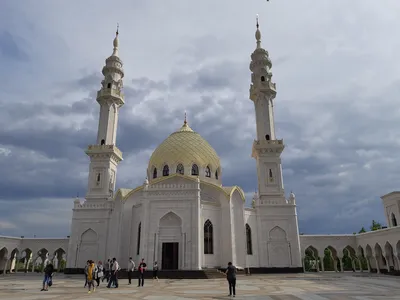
147,183 -> 198,190
86,144 -> 122,158
97,88 -> 124,99
253,139 -> 283,145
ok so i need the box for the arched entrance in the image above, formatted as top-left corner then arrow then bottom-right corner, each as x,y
158,212 -> 182,270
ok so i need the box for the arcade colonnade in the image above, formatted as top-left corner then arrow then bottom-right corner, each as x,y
300,228 -> 400,273
0,237 -> 69,275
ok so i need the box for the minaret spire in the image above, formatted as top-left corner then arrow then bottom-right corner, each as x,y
112,23 -> 119,57
184,110 -> 187,125
255,14 -> 261,49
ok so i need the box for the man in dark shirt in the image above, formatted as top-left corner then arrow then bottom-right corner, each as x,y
137,258 -> 147,287
225,262 -> 237,297
41,263 -> 54,291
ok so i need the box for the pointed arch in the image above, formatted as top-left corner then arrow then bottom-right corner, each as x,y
204,219 -> 214,254
391,213 -> 397,227
176,164 -> 184,175
205,165 -> 211,178
245,223 -> 253,255
215,169 -> 219,180
153,167 -> 158,179
136,222 -> 141,255
81,228 -> 97,242
191,164 -> 199,176
0,247 -> 8,259
162,165 -> 169,176
159,211 -> 182,227
269,226 -> 287,240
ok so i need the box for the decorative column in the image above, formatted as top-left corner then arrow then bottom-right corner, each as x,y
394,253 -> 400,271
338,257 -> 344,272
366,257 -> 371,272
383,252 -> 391,272
358,257 -> 363,272
31,257 -> 36,273
374,256 -> 380,274
2,258 -> 9,276
351,259 -> 356,272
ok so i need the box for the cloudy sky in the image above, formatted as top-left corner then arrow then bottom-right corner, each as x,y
1,0 -> 400,237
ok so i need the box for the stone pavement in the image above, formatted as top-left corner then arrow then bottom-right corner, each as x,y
0,273 -> 400,300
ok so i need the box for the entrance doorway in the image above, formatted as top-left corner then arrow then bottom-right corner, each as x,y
162,242 -> 179,270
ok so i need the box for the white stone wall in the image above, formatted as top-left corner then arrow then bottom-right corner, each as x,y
202,203 -> 221,268
256,204 -> 302,268
381,192 -> 400,228
299,227 -> 400,272
119,176 -> 202,270
244,209 -> 259,267
66,201 -> 112,268
0,236 -> 68,272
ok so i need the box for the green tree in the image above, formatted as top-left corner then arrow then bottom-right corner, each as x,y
370,220 -> 382,231
358,227 -> 366,233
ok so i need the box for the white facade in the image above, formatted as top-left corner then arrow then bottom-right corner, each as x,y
64,24 -> 303,271
1,22 -> 400,275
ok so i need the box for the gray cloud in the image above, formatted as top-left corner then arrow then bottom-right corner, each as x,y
1,0 -> 400,237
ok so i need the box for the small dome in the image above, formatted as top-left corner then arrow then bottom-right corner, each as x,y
148,122 -> 221,182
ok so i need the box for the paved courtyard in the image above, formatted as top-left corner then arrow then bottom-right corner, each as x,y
0,273 -> 400,300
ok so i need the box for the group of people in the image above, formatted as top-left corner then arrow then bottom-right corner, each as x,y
81,257 -> 157,293
41,258 -> 237,297
83,257 -> 118,292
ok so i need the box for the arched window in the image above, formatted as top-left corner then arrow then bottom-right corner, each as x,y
176,164 -> 184,175
246,224 -> 253,255
191,164 -> 199,176
100,139 -> 105,145
215,170 -> 219,180
261,76 -> 265,82
107,83 -> 111,88
269,169 -> 273,178
163,165 -> 169,176
265,134 -> 270,140
204,219 -> 213,254
205,166 -> 211,177
96,173 -> 101,182
392,213 -> 397,227
136,222 -> 141,255
152,168 -> 157,179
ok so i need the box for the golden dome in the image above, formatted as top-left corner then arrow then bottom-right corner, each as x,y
148,121 -> 221,181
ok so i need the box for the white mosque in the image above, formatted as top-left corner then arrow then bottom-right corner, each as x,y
66,21 -> 302,272
0,20 -> 399,276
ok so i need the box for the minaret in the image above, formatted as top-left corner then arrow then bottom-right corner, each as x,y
85,26 -> 124,202
249,16 -> 302,270
250,16 -> 285,204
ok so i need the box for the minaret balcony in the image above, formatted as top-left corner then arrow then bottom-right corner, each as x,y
252,139 -> 285,158
85,144 -> 123,162
97,88 -> 125,106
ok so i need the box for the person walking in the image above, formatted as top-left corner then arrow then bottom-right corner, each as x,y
96,261 -> 104,287
41,263 -> 54,291
107,258 -> 119,288
128,257 -> 135,285
102,259 -> 110,283
86,260 -> 97,294
83,260 -> 89,287
225,262 -> 237,297
152,261 -> 159,281
137,258 -> 147,287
